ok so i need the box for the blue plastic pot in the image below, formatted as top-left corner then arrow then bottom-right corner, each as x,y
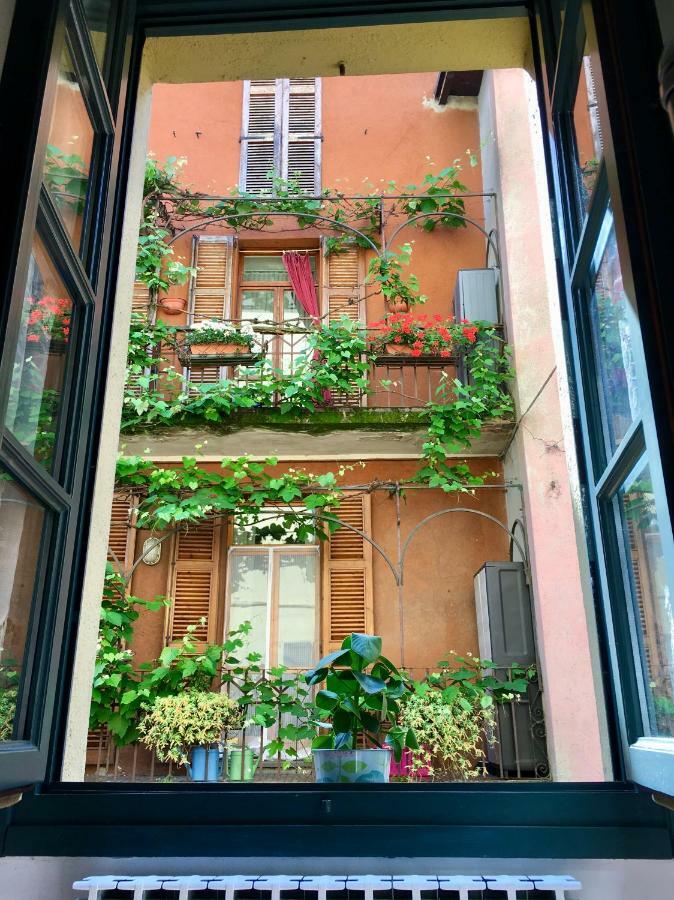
186,746 -> 221,782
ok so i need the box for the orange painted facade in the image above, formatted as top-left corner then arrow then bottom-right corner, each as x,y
122,75 -> 506,676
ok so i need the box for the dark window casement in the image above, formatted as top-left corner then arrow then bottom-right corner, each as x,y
0,0 -> 130,793
0,0 -> 673,863
539,0 -> 674,797
239,78 -> 322,194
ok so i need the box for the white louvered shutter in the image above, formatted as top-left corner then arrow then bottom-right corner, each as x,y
284,78 -> 321,194
240,79 -> 321,194
240,80 -> 280,194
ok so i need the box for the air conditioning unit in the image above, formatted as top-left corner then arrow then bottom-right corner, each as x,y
474,561 -> 547,777
453,267 -> 499,323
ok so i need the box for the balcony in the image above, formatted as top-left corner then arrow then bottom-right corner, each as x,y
122,318 -> 515,458
85,666 -> 548,785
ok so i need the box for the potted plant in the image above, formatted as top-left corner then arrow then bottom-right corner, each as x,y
138,691 -> 243,782
184,320 -> 255,364
305,633 -> 417,783
159,295 -> 187,316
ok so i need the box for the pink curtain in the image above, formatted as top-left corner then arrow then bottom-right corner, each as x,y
282,252 -> 320,322
282,251 -> 332,405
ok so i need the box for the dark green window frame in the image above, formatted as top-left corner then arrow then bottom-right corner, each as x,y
0,0 -> 673,860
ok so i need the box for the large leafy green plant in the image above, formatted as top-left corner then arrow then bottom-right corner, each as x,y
306,633 -> 417,761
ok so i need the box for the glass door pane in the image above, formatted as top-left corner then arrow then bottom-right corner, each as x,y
275,549 -> 318,668
282,290 -> 311,374
226,549 -> 270,666
618,463 -> 674,738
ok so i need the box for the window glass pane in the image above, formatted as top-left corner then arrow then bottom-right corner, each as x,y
43,42 -> 95,251
573,48 -> 604,212
82,0 -> 112,71
240,289 -> 275,320
5,234 -> 75,471
242,255 -> 289,282
619,463 -> 674,737
588,224 -> 640,452
227,551 -> 269,666
241,254 -> 316,282
276,550 -> 317,669
0,471 -> 46,742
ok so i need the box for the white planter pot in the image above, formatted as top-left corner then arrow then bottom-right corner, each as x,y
313,748 -> 391,783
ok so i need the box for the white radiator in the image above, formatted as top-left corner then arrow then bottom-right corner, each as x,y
73,872 -> 582,900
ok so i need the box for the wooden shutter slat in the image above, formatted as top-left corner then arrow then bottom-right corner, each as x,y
186,237 -> 235,389
166,519 -> 220,646
132,280 -> 150,312
107,494 -> 137,576
323,246 -> 362,405
322,495 -> 373,652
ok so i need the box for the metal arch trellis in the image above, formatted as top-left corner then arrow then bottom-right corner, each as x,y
108,483 -> 529,667
162,191 -> 501,291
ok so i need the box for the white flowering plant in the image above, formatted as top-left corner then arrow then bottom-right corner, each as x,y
186,319 -> 255,349
138,691 -> 244,765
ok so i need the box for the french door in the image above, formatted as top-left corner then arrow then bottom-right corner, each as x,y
226,545 -> 320,670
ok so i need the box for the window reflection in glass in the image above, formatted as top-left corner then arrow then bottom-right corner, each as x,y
43,43 -> 95,250
5,234 -> 74,471
619,464 -> 674,737
588,225 -> 639,452
573,49 -> 604,211
0,472 -> 46,742
82,0 -> 112,71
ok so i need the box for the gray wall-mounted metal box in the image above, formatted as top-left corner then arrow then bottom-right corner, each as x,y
453,267 -> 499,323
474,561 -> 548,777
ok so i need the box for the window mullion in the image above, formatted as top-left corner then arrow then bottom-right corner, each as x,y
278,78 -> 288,182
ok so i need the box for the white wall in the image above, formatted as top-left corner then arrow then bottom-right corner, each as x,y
0,855 -> 673,900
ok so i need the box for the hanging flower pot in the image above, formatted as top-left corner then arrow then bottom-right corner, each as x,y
386,297 -> 410,314
159,296 -> 187,316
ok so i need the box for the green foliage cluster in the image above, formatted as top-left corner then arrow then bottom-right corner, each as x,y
306,633 -> 417,762
115,453 -> 344,536
0,665 -> 19,742
415,329 -> 514,491
399,652 -> 535,780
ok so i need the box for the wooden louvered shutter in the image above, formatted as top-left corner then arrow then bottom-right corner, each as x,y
107,494 -> 137,580
132,280 -> 151,313
322,494 -> 373,653
284,78 -> 321,194
186,236 -> 235,386
166,520 -> 221,647
323,245 -> 363,405
240,79 -> 279,193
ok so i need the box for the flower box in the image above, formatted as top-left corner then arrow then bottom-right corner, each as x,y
384,342 -> 446,357
190,341 -> 247,357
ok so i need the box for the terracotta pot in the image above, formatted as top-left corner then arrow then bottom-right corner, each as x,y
386,297 -> 410,314
384,342 -> 415,355
189,342 -> 247,356
159,296 -> 187,315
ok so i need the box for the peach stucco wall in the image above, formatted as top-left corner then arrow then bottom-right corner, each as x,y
128,458 -> 507,673
148,74 -> 485,322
